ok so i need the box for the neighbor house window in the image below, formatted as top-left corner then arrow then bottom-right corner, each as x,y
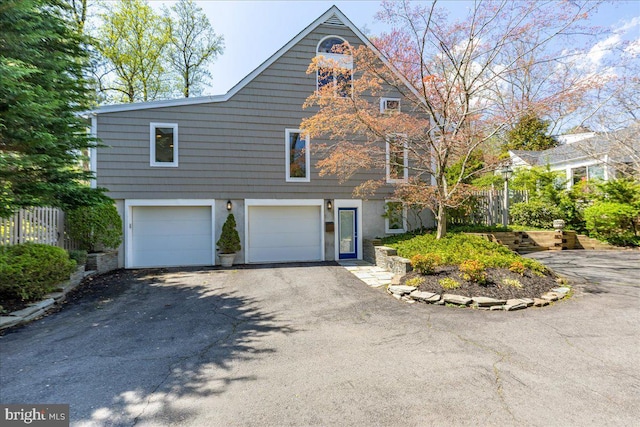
385,200 -> 407,234
571,166 -> 587,186
150,123 -> 178,167
380,98 -> 401,113
386,134 -> 408,183
316,36 -> 353,97
571,163 -> 605,186
588,164 -> 605,181
285,129 -> 310,182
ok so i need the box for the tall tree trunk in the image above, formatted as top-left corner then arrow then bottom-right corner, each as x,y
436,204 -> 447,239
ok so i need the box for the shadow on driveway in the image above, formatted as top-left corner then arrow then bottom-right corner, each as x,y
0,267 -> 298,426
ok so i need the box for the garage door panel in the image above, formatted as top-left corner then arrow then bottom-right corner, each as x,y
131,206 -> 213,268
248,205 -> 322,263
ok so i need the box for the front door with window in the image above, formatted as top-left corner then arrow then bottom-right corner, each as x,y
338,208 -> 357,259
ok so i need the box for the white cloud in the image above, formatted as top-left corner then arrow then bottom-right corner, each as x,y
586,33 -> 621,67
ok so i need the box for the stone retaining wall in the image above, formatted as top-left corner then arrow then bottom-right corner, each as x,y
87,251 -> 118,274
363,239 -> 412,277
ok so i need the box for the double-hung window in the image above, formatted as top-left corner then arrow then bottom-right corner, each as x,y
386,134 -> 408,183
150,123 -> 178,167
285,129 -> 310,182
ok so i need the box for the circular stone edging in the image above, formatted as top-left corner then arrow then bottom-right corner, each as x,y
386,284 -> 571,311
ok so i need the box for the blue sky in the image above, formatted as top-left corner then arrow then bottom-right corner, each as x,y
150,0 -> 640,96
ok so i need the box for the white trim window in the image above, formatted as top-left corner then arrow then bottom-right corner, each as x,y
380,97 -> 401,113
386,134 -> 408,183
385,200 -> 407,234
150,123 -> 178,167
316,35 -> 353,97
285,129 -> 310,182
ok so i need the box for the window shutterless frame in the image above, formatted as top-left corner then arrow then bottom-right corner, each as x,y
150,123 -> 178,167
385,200 -> 407,234
385,134 -> 408,183
285,129 -> 310,182
380,97 -> 401,113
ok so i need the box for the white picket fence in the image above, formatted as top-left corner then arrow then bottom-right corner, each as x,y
0,207 -> 78,249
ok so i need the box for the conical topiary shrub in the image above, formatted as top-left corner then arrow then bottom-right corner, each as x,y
217,213 -> 241,254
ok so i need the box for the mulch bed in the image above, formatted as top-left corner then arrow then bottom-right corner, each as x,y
400,266 -> 559,300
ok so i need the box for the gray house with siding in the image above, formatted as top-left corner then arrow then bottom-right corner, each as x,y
88,6 -> 433,268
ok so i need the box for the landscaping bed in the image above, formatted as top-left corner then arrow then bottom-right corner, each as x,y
383,232 -> 564,304
400,266 -> 558,300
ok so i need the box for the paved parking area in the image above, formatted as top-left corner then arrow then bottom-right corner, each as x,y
1,253 -> 639,426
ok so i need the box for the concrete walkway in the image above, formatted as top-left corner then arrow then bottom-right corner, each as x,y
338,260 -> 395,288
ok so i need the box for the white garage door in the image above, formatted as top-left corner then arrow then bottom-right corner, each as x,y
248,205 -> 322,263
131,206 -> 213,268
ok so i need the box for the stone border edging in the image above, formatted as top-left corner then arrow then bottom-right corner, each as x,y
387,284 -> 571,311
0,265 -> 94,331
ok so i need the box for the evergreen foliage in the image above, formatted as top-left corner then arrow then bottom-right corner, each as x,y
0,0 -> 107,218
505,113 -> 558,151
67,203 -> 123,252
217,214 -> 241,254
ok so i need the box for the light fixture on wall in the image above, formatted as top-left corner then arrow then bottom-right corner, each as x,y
326,200 -> 333,210
226,200 -> 232,211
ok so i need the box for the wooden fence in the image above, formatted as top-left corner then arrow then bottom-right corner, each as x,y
448,189 -> 529,226
0,207 -> 79,249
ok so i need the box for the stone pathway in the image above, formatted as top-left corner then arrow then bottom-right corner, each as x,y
338,260 -> 396,288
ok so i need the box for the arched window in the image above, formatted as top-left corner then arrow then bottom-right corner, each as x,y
316,36 -> 352,97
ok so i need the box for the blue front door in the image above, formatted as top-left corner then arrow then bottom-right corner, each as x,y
338,208 -> 357,259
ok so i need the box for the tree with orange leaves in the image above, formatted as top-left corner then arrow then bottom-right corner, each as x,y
302,0 -> 605,238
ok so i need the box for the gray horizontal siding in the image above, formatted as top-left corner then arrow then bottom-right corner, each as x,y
95,23 -> 403,201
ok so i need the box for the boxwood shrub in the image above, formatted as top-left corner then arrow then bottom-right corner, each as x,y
510,200 -> 563,229
0,243 -> 76,301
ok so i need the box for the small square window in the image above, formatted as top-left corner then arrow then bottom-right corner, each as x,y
150,123 -> 178,167
385,201 -> 407,234
286,129 -> 310,182
380,98 -> 401,113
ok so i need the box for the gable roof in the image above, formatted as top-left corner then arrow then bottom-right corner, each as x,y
90,5 -> 420,115
510,124 -> 640,166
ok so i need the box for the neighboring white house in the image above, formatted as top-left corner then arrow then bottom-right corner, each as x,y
509,125 -> 639,188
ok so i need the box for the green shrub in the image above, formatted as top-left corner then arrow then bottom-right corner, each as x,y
405,277 -> 425,287
68,249 -> 87,265
508,261 -> 526,275
217,214 -> 241,254
459,259 -> 487,284
501,278 -> 523,289
0,244 -> 76,301
439,277 -> 461,290
595,178 -> 640,208
67,202 -> 123,252
411,253 -> 442,275
510,200 -> 563,229
584,202 -> 638,246
382,232 -> 547,274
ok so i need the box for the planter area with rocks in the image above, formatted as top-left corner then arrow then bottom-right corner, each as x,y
387,284 -> 571,311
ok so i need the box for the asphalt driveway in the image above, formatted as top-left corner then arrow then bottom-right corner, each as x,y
1,252 -> 639,426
